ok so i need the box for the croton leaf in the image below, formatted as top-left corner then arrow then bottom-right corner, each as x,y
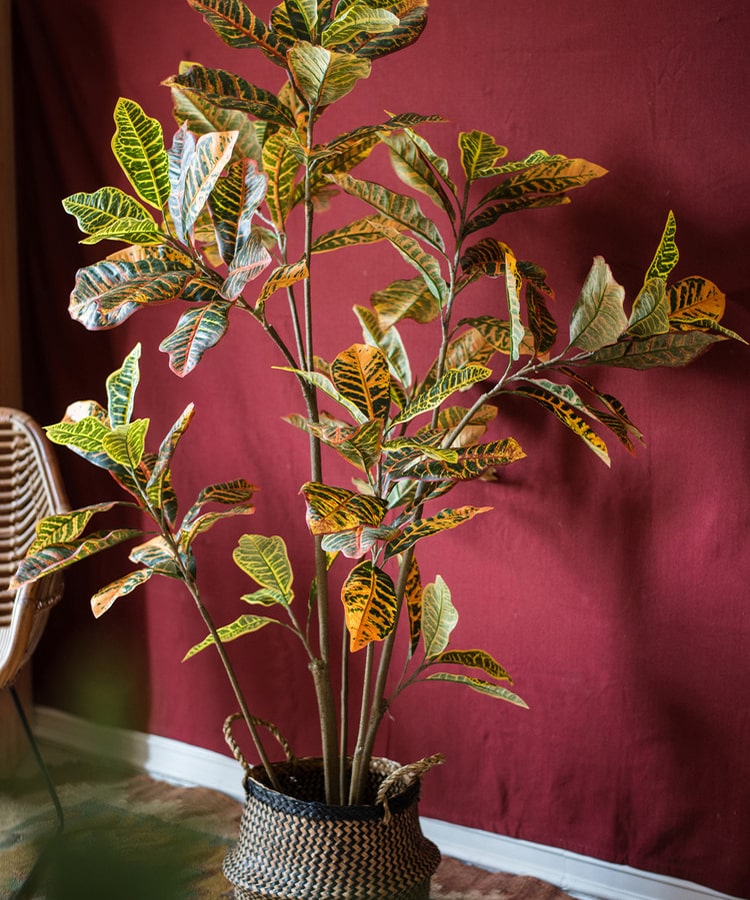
331,343 -> 392,423
147,404 -> 195,527
25,503 -> 122,556
287,412 -> 384,472
311,215 -> 400,254
425,672 -> 528,707
526,281 -> 558,356
404,554 -> 422,657
11,529 -> 143,588
182,614 -> 280,661
176,130 -> 238,240
458,130 -> 508,182
433,403 -> 497,448
262,130 -> 301,230
79,219 -> 165,246
111,98 -> 171,211
384,505 -> 491,559
302,481 -> 387,534
354,304 -> 412,392
667,276 -> 725,325
45,416 -> 111,458
280,368 -> 369,424
385,437 -> 525,481
91,569 -> 153,618
628,277 -> 669,337
644,209 -> 679,284
181,479 -> 258,533
159,301 -> 231,376
282,0 -> 318,41
341,560 -> 397,652
367,220 -> 447,303
255,260 -> 309,313
167,64 -> 295,127
505,249 -> 524,361
208,158 -> 268,266
569,256 -> 627,352
421,575 -> 457,658
63,187 -> 156,237
329,173 -> 444,251
185,0 -> 288,62
69,256 -> 195,330
381,131 -> 456,220
431,648 -> 513,683
514,384 -> 610,466
102,419 -> 150,469
342,0 -> 428,61
221,231 -> 272,300
321,5 -> 398,48
582,330 -> 726,370
233,533 -> 294,603
394,365 -> 491,425
320,524 -> 399,558
370,276 -> 441,328
106,343 -> 141,427
179,503 -> 256,549
287,42 -> 372,107
129,536 -> 182,578
480,155 -> 607,205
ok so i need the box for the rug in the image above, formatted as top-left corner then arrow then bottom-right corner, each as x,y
0,752 -> 575,900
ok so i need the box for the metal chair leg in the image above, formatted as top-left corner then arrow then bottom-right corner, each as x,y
9,684 -> 64,899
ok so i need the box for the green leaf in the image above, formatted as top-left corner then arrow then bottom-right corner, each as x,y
384,506 -> 491,559
159,301 -> 231,376
425,672 -> 528,707
569,256 -> 627,352
166,64 -> 295,126
262,130 -> 301,230
394,365 -> 491,425
458,130 -> 508,181
91,570 -> 153,618
644,210 -> 679,284
628,277 -> 669,337
233,534 -> 293,603
321,4 -> 398,48
105,344 -> 141,427
329,173 -> 444,251
422,575 -> 457,658
11,529 -> 143,588
330,343 -> 391,422
102,419 -> 150,469
182,614 -> 279,661
185,0 -> 287,61
111,98 -> 171,210
431,649 -> 513,683
62,187 -> 156,237
341,560 -> 397,651
45,416 -> 110,457
79,219 -> 165,246
284,0 -> 318,40
301,481 -> 386,534
288,42 -> 371,107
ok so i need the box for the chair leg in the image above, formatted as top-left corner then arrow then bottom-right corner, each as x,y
9,684 -> 64,899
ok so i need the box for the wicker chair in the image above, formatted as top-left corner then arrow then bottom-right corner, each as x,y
0,407 -> 68,895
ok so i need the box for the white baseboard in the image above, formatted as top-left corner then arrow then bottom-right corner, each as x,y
33,706 -> 742,900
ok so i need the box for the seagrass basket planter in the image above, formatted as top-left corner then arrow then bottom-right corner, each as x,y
222,716 -> 442,900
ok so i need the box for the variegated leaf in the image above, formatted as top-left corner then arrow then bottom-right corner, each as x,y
645,210 -> 679,284
159,301 -> 231,376
463,194 -> 569,237
102,419 -> 150,469
458,130 -> 508,181
311,215 -> 399,254
181,479 -> 258,533
367,221 -> 447,302
233,534 -> 293,602
394,365 -> 491,425
241,588 -> 288,607
628,277 -> 669,337
129,536 -> 182,577
426,673 -> 528,707
287,42 -> 371,107
321,5 -> 398,48
147,404 -> 195,527
283,0 -> 318,40
26,503 -> 121,556
262,130 -> 300,230
63,187 -> 156,238
385,438 -> 525,481
221,231 -> 272,300
422,575 -> 457,658
353,304 -> 412,391
404,554 -> 422,657
434,404 -> 497,448
370,277 -> 441,328
182,614 -> 279,661
329,173 -> 444,251
178,130 -> 238,239
288,413 -> 384,472
208,159 -> 268,266
302,482 -> 386,534
320,524 -> 399,558
112,98 -> 171,210
183,2 -> 288,61
279,367 -> 368,424
569,256 -> 627,352
381,131 -> 456,219
514,384 -> 610,466
341,561 -> 397,652
255,259 -> 309,313
384,506 -> 491,559
179,504 -> 256,548
106,343 -> 141,427
91,569 -> 153,618
667,276 -> 725,324
331,343 -> 391,423
11,529 -> 142,588
505,249 -> 524,361
69,256 -> 195,330
343,0 -> 427,60
526,281 -> 558,355
481,155 -> 606,205
45,416 -> 110,456
583,331 -> 725,370
432,649 -> 513,683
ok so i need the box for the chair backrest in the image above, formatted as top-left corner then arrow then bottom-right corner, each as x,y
0,408 -> 68,688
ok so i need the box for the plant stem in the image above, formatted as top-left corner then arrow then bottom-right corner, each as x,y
348,641 -> 375,803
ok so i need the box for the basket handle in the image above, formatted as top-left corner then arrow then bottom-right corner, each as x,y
223,713 -> 297,778
376,752 -> 445,821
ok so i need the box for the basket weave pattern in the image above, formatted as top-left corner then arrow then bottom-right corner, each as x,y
223,757 -> 440,900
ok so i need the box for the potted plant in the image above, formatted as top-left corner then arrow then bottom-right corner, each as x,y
12,0 -> 744,897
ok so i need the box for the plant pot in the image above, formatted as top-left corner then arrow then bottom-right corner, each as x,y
222,717 -> 442,900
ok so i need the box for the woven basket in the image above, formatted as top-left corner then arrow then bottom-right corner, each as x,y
222,715 -> 442,900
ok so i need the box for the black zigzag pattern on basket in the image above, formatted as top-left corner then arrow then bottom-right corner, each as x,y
223,757 -> 440,899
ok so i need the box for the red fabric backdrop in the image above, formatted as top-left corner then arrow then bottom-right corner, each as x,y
12,1 -> 750,895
